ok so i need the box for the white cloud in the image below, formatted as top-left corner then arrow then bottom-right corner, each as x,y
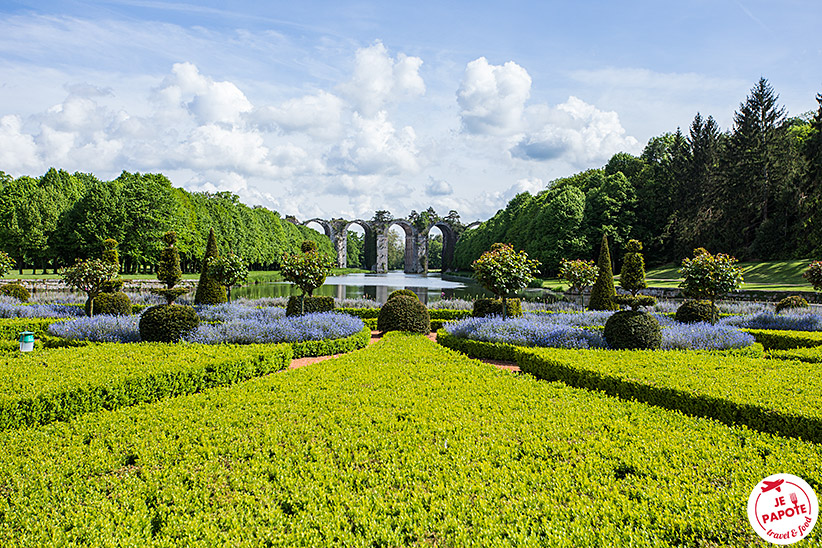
339,41 -> 425,117
0,115 -> 39,172
457,57 -> 531,135
425,177 -> 453,196
158,62 -> 252,125
332,110 -> 420,175
252,91 -> 345,139
511,96 -> 640,166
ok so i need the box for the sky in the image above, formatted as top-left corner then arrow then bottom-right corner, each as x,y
0,0 -> 820,224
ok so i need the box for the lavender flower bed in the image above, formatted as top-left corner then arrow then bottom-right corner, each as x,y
446,314 -> 755,351
0,299 -> 84,319
195,303 -> 286,323
720,310 -> 822,331
184,312 -> 364,345
48,315 -> 141,343
445,316 -> 607,349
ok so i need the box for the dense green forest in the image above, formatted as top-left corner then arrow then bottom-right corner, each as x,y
457,78 -> 822,274
0,169 -> 333,274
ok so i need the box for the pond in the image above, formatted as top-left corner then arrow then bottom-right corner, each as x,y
233,272 -> 494,304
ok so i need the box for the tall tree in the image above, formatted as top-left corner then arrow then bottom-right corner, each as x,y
802,93 -> 822,255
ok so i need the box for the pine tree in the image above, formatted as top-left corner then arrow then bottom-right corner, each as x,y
588,233 -> 618,310
194,228 -> 227,305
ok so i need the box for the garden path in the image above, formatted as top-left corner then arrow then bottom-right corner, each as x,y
288,331 -> 521,373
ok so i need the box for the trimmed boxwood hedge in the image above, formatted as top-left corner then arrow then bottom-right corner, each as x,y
286,296 -> 335,316
336,308 -> 470,321
0,333 -> 820,545
742,328 -> 822,350
0,318 -> 60,340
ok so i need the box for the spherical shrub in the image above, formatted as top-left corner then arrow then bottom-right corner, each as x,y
85,292 -> 132,316
139,304 -> 200,342
377,295 -> 430,334
775,295 -> 809,314
674,300 -> 718,324
387,289 -> 418,301
472,298 -> 522,318
604,310 -> 661,350
286,295 -> 335,316
0,282 -> 30,302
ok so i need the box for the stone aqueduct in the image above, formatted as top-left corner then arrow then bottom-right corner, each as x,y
286,216 -> 481,274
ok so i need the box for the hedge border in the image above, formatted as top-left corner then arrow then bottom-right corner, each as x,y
0,318 -> 61,341
436,329 -> 822,443
336,307 -> 470,321
742,328 -> 822,350
290,325 -> 371,358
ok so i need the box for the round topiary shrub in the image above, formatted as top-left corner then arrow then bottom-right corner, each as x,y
377,295 -> 430,334
775,295 -> 809,314
139,304 -> 200,342
85,292 -> 132,316
472,298 -> 522,318
674,300 -> 719,324
286,295 -> 335,316
387,289 -> 418,301
604,310 -> 661,350
0,282 -> 30,302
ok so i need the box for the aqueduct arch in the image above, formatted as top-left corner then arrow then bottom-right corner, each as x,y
290,215 -> 475,274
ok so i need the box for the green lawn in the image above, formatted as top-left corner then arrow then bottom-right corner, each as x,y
644,258 -> 815,292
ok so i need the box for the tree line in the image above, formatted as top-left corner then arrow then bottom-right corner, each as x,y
456,78 -> 822,274
0,169 -> 333,275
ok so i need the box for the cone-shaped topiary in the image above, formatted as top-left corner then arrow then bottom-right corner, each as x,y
613,239 -> 656,311
194,228 -> 227,305
588,233 -> 618,311
99,239 -> 124,293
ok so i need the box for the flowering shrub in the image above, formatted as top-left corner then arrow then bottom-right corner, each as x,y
0,299 -> 84,319
721,310 -> 822,332
659,322 -> 755,350
48,315 -> 141,343
445,316 -> 607,349
184,312 -> 364,345
447,313 -> 754,351
195,303 -> 286,323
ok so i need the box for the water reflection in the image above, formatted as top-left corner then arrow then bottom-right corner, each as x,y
234,272 -> 493,304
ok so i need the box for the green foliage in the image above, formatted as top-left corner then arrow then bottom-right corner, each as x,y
0,283 -> 30,302
0,318 -> 60,340
611,294 -> 657,310
289,325 -> 371,359
2,333 -> 821,545
280,247 -> 334,297
472,298 -> 523,318
0,250 -> 15,277
60,258 -> 121,316
775,295 -> 809,314
285,296 -> 335,317
675,300 -> 718,324
336,308 -> 470,322
387,289 -> 418,301
472,243 -> 539,319
101,238 -> 119,266
84,292 -> 131,316
207,253 -> 248,303
300,239 -> 318,253
619,239 -> 647,298
604,310 -> 661,350
156,231 -> 182,289
804,261 -> 822,291
679,249 -> 744,323
194,228 -> 227,305
138,304 -> 200,343
743,329 -> 822,350
0,342 -> 292,430
377,295 -> 430,333
588,234 -> 618,310
558,258 -> 598,307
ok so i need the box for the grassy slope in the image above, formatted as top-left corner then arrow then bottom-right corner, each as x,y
644,258 -> 815,291
1,334 -> 820,546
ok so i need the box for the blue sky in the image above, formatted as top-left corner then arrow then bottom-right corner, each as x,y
1,0 -> 820,222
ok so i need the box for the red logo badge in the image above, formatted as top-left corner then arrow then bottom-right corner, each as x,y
748,474 -> 818,544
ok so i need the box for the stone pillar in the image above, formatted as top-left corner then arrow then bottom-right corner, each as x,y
374,223 -> 389,273
403,230 -> 419,274
414,232 -> 429,274
329,219 -> 350,269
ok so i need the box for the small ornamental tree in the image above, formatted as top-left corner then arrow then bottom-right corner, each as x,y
208,253 -> 249,303
194,228 -> 227,305
804,261 -> 822,291
588,234 -> 618,311
154,231 -> 188,304
558,259 -> 598,307
472,243 -> 541,319
99,239 -> 124,292
679,248 -> 744,324
280,242 -> 335,314
61,259 -> 121,316
613,239 -> 656,310
0,250 -> 15,277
